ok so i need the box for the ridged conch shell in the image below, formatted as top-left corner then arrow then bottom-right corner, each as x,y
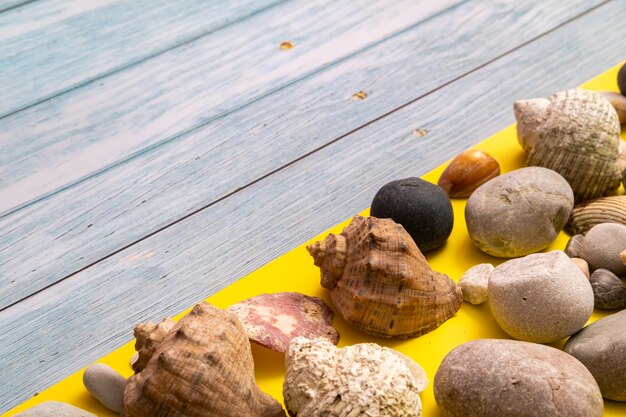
514,89 -> 621,201
564,196 -> 626,235
131,318 -> 175,373
122,302 -> 286,417
283,337 -> 427,417
307,215 -> 462,339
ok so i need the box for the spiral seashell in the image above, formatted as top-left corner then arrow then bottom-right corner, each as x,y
564,196 -> 626,235
131,318 -> 175,373
307,215 -> 462,339
122,302 -> 286,417
515,89 -> 622,201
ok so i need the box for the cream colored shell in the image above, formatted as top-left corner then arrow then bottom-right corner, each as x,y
283,337 -> 426,417
514,89 -> 621,201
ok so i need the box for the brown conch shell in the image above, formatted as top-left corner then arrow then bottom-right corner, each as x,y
307,215 -> 462,339
131,318 -> 175,373
122,302 -> 286,417
514,89 -> 622,201
564,196 -> 626,235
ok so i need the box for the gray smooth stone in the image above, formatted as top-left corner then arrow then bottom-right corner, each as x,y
564,309 -> 626,401
434,339 -> 603,417
589,268 -> 626,309
581,223 -> 626,275
465,167 -> 574,257
565,234 -> 584,258
489,251 -> 594,343
14,401 -> 97,416
83,363 -> 126,413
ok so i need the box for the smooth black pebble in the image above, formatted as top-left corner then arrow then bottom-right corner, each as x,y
619,61 -> 626,96
371,177 -> 453,251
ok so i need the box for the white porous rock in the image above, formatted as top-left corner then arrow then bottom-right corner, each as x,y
83,363 -> 126,413
283,337 -> 425,417
459,263 -> 493,305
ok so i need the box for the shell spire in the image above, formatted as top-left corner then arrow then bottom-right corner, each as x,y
514,89 -> 622,202
307,215 -> 462,339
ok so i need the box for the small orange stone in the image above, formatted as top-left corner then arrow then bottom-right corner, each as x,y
279,41 -> 294,50
352,91 -> 368,100
438,149 -> 500,198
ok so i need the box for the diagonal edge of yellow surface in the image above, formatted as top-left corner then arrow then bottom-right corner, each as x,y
4,63 -> 626,417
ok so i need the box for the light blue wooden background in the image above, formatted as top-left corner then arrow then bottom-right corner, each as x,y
1,0 -> 625,412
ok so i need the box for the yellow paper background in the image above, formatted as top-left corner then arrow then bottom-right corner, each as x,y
4,63 -> 626,417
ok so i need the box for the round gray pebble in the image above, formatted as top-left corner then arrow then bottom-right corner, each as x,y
83,363 -> 126,413
488,251 -> 593,343
589,268 -> 626,309
465,167 -> 574,257
434,339 -> 603,417
565,234 -> 584,258
571,257 -> 590,278
564,309 -> 626,401
458,263 -> 493,305
14,401 -> 96,417
581,223 -> 626,275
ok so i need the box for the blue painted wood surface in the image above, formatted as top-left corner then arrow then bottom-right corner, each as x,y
0,0 -> 603,310
1,0 -> 625,413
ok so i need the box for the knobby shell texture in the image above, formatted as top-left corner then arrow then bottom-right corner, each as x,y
122,303 -> 286,417
515,89 -> 621,201
131,318 -> 175,373
307,215 -> 462,338
283,337 -> 425,417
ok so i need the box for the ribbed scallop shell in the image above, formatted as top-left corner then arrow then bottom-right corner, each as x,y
515,89 -> 621,202
307,215 -> 462,339
565,196 -> 626,235
122,303 -> 286,417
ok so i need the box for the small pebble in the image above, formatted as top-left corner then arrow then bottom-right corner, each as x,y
580,223 -> 626,275
434,339 -> 603,417
488,251 -> 593,343
620,248 -> 626,266
617,64 -> 626,96
589,268 -> 626,309
83,363 -> 126,413
465,167 -> 573,257
437,149 -> 500,198
14,401 -> 96,416
571,257 -> 590,278
370,177 -> 453,251
564,309 -> 626,401
458,263 -> 493,305
565,234 -> 584,258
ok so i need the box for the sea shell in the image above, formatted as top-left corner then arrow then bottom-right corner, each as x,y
307,215 -> 462,339
131,318 -> 175,373
564,196 -> 626,235
514,89 -> 622,201
122,302 -> 286,417
283,337 -> 426,417
599,92 -> 626,124
438,149 -> 500,198
227,292 -> 339,353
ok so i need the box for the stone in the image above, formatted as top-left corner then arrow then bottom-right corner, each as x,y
589,268 -> 626,309
565,234 -> 584,258
434,339 -> 603,417
14,401 -> 96,417
83,363 -> 126,413
458,263 -> 493,305
619,61 -> 626,96
488,251 -> 593,343
370,177 -> 453,251
564,309 -> 626,401
581,223 -> 626,275
465,167 -> 574,257
571,257 -> 590,278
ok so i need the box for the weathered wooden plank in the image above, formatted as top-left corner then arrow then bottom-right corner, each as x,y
0,0 -> 605,309
0,0 -> 36,13
1,1 -> 624,411
0,0 -> 286,117
0,0 -> 462,215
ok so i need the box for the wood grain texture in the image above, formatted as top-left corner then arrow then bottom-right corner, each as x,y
1,0 -> 624,412
0,0 -> 286,117
0,0 -> 36,13
0,0 -> 605,309
0,0 -> 459,216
